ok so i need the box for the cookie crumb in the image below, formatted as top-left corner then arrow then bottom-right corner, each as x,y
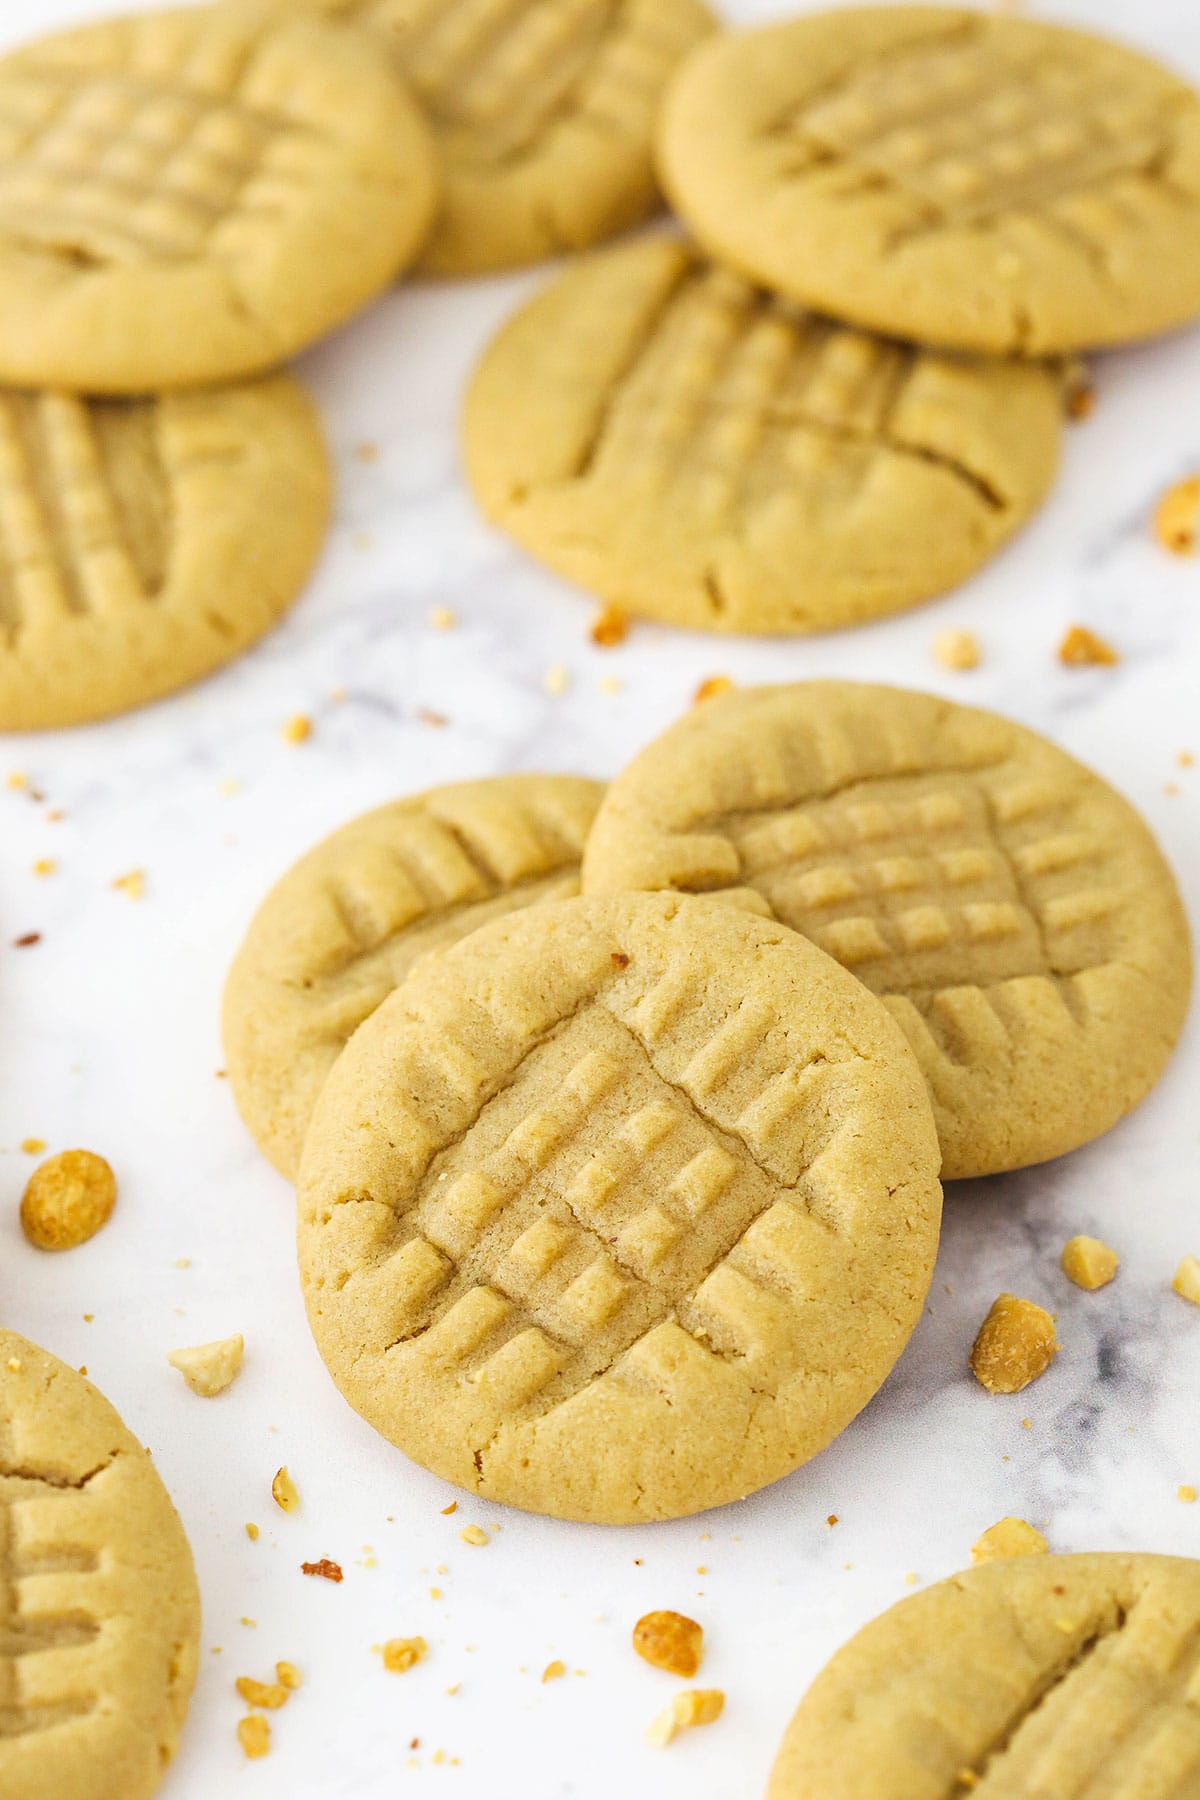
20,1137 -> 46,1155
13,932 -> 41,948
236,1676 -> 289,1710
31,858 -> 56,877
971,1517 -> 1049,1563
237,1715 -> 270,1759
6,771 -> 27,789
282,714 -> 312,745
693,675 -> 733,705
277,1662 -> 302,1690
381,1637 -> 427,1673
20,1149 -> 116,1252
417,708 -> 449,728
1172,1256 -> 1200,1306
1179,1485 -> 1198,1504
1155,474 -> 1200,555
542,1660 -> 566,1683
542,664 -> 570,696
589,604 -> 629,648
246,1523 -> 259,1542
271,1467 -> 300,1513
597,675 -> 623,695
112,869 -> 145,900
428,606 -> 457,630
441,1501 -> 458,1515
970,1293 -> 1059,1394
933,628 -> 981,671
904,1572 -> 918,1586
167,1334 -> 244,1397
1061,1235 -> 1119,1291
633,1611 -> 703,1678
646,1688 -> 724,1747
300,1558 -> 343,1582
1058,625 -> 1118,667
459,1524 -> 488,1547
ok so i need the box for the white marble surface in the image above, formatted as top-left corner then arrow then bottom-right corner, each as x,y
2,1 -> 1200,1795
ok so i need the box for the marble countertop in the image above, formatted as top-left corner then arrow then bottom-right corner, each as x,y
2,1 -> 1199,1795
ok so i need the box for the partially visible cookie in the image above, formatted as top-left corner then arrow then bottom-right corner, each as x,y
298,891 -> 943,1523
583,682 -> 1192,1177
463,238 -> 1062,634
768,1553 -> 1200,1798
659,8 -> 1200,355
249,0 -> 715,275
223,775 -> 605,1180
0,9 -> 439,390
0,1330 -> 200,1800
0,373 -> 330,729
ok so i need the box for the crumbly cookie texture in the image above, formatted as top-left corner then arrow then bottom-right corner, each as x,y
464,238 -> 1062,635
659,9 -> 1200,356
223,775 -> 605,1180
244,0 -> 714,274
298,892 -> 942,1524
582,680 -> 1192,1178
971,1294 -> 1058,1394
0,375 -> 330,730
20,1149 -> 116,1249
0,1330 -> 200,1800
971,1517 -> 1048,1563
767,1553 -> 1200,1798
0,9 -> 439,390
1061,1235 -> 1119,1290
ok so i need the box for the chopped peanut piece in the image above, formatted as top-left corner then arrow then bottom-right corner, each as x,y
382,1637 -> 428,1673
237,1715 -> 270,1759
1058,625 -> 1118,667
236,1676 -> 288,1709
276,1661 -> 302,1690
590,604 -> 629,648
459,1524 -> 488,1547
1179,1486 -> 1198,1504
1155,475 -> 1200,555
246,1523 -> 260,1542
1172,1256 -> 1200,1306
20,1138 -> 45,1155
20,1150 -> 116,1251
971,1517 -> 1048,1563
542,1660 -> 566,1683
300,1558 -> 342,1582
167,1334 -> 244,1397
1061,1236 -> 1119,1291
970,1294 -> 1058,1394
693,675 -> 733,705
282,714 -> 312,745
933,629 -> 981,671
271,1467 -> 300,1513
112,868 -> 145,900
633,1610 -> 703,1678
647,1689 -> 725,1747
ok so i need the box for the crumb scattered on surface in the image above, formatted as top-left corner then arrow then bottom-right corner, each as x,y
826,1514 -> 838,1528
112,869 -> 145,900
354,441 -> 379,464
459,1524 -> 488,1547
970,1294 -> 1059,1394
301,1558 -> 343,1582
282,714 -> 312,745
441,1501 -> 458,1515
20,1138 -> 46,1155
590,604 -> 629,648
693,675 -> 733,705
13,932 -> 41,948
32,858 -> 56,877
6,771 -> 27,789
428,606 -> 457,630
236,1676 -> 289,1710
1172,1256 -> 1200,1306
418,708 -> 449,728
246,1523 -> 259,1542
1058,625 -> 1118,667
381,1637 -> 428,1673
933,628 -> 981,671
20,1149 -> 116,1252
1179,1485 -> 1198,1504
542,1661 -> 566,1683
646,1689 -> 725,1747
271,1467 -> 300,1513
1063,365 -> 1095,421
971,1517 -> 1049,1563
633,1611 -> 703,1678
904,1572 -> 918,1586
542,664 -> 570,696
237,1715 -> 270,1759
277,1662 -> 301,1690
1155,474 -> 1200,555
167,1334 -> 244,1397
597,675 -> 623,695
1061,1236 -> 1119,1291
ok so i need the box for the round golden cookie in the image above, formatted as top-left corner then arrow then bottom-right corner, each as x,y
462,237 -> 1062,634
249,0 -> 715,275
583,682 -> 1192,1179
659,8 -> 1200,356
298,891 -> 943,1523
0,9 -> 439,391
0,1330 -> 200,1800
0,373 -> 330,730
768,1553 -> 1200,1799
223,774 -> 606,1180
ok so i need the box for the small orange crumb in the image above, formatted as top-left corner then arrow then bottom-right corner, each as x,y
417,708 -> 448,728
300,1558 -> 343,1582
826,1514 -> 839,1528
277,1662 -> 302,1690
240,1618 -> 256,1628
1172,1256 -> 1200,1306
112,869 -> 145,900
971,1517 -> 1049,1562
237,1715 -> 270,1759
31,858 -> 56,877
246,1523 -> 259,1542
1179,751 -> 1195,768
428,606 -> 457,630
542,664 -> 570,696
970,1293 -> 1059,1394
459,1524 -> 488,1547
693,675 -> 733,705
1179,1485 -> 1198,1504
542,1660 -> 566,1683
1021,1418 -> 1032,1430
1061,1235 -> 1119,1290
20,1137 -> 46,1155
236,1676 -> 288,1709
1058,625 -> 1118,667
271,1467 -> 299,1513
1062,363 -> 1095,421
633,1611 -> 703,1678
281,714 -> 312,745
611,950 -> 630,969
646,1689 -> 725,1747
590,604 -> 629,648
20,1149 -> 116,1252
441,1501 -> 458,1515
1155,474 -> 1200,555
933,628 -> 981,671
430,1587 -> 442,1601
382,1637 -> 427,1673
6,771 -> 27,789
